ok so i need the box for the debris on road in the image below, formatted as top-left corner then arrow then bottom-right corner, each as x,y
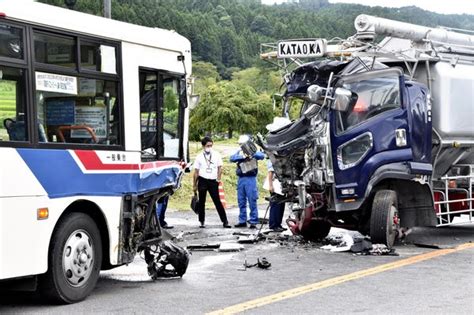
233,231 -> 254,237
218,243 -> 244,252
367,244 -> 398,256
187,243 -> 220,251
145,241 -> 190,280
257,257 -> 271,269
237,235 -> 260,244
413,243 -> 452,249
320,228 -> 398,256
321,231 -> 355,252
350,239 -> 373,253
241,257 -> 272,270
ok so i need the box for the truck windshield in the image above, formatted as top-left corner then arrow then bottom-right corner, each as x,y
336,75 -> 400,134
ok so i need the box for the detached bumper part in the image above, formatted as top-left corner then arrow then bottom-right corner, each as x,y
144,241 -> 190,279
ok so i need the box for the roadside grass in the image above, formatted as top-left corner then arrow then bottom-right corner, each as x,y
0,88 -> 17,135
168,140 -> 268,211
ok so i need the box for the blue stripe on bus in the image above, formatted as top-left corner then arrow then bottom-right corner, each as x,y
17,149 -> 180,198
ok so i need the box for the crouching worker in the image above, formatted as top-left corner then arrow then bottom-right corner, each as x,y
230,135 -> 264,229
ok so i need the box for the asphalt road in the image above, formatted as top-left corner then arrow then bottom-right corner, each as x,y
1,206 -> 473,314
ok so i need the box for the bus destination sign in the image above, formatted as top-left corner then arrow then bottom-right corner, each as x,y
277,39 -> 326,59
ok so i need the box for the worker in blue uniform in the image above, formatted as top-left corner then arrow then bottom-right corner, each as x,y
230,136 -> 265,229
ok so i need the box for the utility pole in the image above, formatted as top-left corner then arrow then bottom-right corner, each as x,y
103,0 -> 111,19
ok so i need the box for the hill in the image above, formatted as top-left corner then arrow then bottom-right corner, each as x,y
39,0 -> 474,78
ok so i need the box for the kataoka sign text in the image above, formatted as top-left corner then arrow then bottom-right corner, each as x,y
277,39 -> 327,58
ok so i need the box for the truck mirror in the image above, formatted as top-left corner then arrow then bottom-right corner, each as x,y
332,88 -> 352,111
306,84 -> 324,103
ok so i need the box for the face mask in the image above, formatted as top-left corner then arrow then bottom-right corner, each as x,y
204,148 -> 211,154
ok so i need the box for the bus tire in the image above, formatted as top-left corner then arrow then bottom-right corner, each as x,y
40,212 -> 102,304
370,190 -> 399,248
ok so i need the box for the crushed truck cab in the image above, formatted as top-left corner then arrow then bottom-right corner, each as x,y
257,15 -> 474,247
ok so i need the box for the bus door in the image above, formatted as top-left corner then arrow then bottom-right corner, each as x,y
139,68 -> 186,161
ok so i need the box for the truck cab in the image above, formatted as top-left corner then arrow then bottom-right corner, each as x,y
257,15 -> 474,247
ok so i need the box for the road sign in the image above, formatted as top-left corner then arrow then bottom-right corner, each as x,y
277,39 -> 326,59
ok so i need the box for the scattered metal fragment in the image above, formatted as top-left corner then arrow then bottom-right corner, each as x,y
218,243 -> 244,252
237,235 -> 258,244
242,257 -> 272,270
233,231 -> 253,237
369,244 -> 398,256
186,243 -> 220,251
413,243 -> 454,249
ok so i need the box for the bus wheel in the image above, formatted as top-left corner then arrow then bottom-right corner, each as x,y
370,190 -> 399,248
40,213 -> 102,304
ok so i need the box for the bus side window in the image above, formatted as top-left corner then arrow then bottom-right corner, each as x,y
36,77 -> 119,145
0,66 -> 27,142
33,30 -> 121,147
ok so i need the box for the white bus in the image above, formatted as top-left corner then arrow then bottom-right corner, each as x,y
0,0 -> 193,303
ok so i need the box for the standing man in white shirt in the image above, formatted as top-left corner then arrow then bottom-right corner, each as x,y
193,136 -> 231,228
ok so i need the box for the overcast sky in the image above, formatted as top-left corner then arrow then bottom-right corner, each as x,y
261,0 -> 474,15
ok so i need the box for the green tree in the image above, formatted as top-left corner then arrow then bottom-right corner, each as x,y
190,81 -> 273,139
250,14 -> 273,36
192,61 -> 221,94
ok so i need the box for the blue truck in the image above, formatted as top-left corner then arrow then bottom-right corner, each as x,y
256,15 -> 474,247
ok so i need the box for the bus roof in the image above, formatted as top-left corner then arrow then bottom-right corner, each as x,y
0,0 -> 190,54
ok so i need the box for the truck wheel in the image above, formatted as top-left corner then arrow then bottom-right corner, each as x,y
370,190 -> 399,248
40,213 -> 102,304
302,219 -> 331,241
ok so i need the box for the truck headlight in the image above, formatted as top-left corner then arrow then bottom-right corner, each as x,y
337,132 -> 373,170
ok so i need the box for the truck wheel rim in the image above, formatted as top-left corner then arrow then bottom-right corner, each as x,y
62,229 -> 94,287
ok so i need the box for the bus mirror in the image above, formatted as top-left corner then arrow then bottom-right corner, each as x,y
332,88 -> 352,112
189,95 -> 200,110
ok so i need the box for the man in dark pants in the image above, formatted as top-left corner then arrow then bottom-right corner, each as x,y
193,136 -> 231,228
156,195 -> 173,229
267,160 -> 286,232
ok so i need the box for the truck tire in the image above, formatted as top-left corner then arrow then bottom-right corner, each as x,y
370,190 -> 399,248
39,213 -> 102,304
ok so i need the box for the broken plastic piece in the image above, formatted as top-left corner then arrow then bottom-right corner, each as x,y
144,241 -> 190,280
